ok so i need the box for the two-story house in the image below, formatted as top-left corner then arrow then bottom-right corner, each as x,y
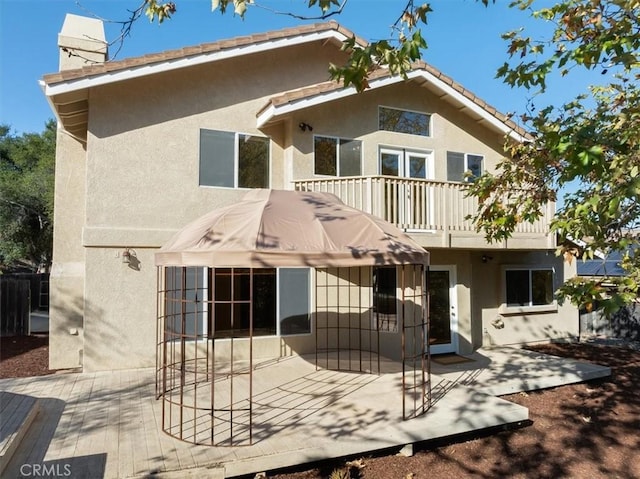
41,14 -> 578,372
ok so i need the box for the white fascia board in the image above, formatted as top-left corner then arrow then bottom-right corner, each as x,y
257,69 -> 525,141
256,74 -> 405,128
565,235 -> 607,259
43,29 -> 350,97
39,79 -> 64,127
417,70 -> 526,142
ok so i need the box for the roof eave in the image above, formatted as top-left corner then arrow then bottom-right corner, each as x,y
43,28 -> 354,97
257,69 -> 528,141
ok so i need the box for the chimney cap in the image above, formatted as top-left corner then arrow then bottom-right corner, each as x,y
58,14 -> 107,70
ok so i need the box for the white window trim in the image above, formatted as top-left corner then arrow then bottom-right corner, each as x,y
500,265 -> 558,314
205,267 -> 313,342
378,105 -> 433,138
378,146 -> 434,178
313,134 -> 363,178
447,151 -> 485,183
199,129 -> 271,189
429,265 -> 458,355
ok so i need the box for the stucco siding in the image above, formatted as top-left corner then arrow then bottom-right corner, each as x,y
475,251 -> 579,347
49,129 -> 87,369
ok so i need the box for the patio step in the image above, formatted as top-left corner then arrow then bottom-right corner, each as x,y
0,392 -> 41,476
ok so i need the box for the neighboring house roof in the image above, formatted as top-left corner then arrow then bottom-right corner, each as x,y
578,249 -> 633,277
41,20 -> 528,142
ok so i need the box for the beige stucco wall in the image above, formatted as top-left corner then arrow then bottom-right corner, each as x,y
74,42 -> 348,370
473,250 -> 579,347
51,34 -> 574,372
426,249 -> 579,354
49,129 -> 87,369
288,81 -> 505,181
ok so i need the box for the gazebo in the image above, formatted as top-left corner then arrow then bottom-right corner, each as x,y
155,189 -> 431,445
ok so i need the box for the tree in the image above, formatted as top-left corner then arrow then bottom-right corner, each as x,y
138,0 -> 639,314
468,0 -> 640,315
0,121 -> 56,272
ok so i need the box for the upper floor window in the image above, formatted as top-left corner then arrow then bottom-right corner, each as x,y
505,267 -> 554,308
446,151 -> 484,182
379,106 -> 431,137
314,136 -> 362,177
199,129 -> 269,188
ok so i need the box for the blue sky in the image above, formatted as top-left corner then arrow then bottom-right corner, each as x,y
1,0 -> 603,135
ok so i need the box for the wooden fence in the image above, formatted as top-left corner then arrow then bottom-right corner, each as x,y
0,273 -> 49,336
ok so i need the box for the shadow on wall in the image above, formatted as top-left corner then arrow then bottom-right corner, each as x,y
50,289 -> 133,370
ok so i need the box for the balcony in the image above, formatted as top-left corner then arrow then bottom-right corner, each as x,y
293,176 -> 554,249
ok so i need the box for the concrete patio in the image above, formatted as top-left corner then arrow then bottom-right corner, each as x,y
0,347 -> 610,479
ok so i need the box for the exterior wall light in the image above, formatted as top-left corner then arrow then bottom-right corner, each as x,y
122,248 -> 132,264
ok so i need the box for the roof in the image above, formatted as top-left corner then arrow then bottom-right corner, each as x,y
41,20 -> 528,142
577,249 -> 634,277
42,21 -> 362,87
155,189 -> 429,268
256,60 -> 529,141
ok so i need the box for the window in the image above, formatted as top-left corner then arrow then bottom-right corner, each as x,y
164,267 -> 311,339
379,106 -> 431,137
211,268 -> 277,338
505,268 -> 554,308
446,151 -> 484,182
211,268 -> 310,338
279,268 -> 311,335
373,267 -> 398,332
314,136 -> 362,176
199,129 -> 269,188
164,267 -> 208,337
379,148 -> 433,179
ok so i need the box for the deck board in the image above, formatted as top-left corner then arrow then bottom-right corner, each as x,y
0,347 -> 610,478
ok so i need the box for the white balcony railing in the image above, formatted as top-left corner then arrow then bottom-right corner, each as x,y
293,176 -> 551,236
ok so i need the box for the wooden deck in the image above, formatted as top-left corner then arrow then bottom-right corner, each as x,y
0,348 -> 610,478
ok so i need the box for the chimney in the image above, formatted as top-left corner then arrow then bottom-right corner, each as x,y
58,14 -> 108,71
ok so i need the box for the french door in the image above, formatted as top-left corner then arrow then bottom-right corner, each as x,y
428,265 -> 458,354
380,148 -> 432,179
380,148 -> 434,228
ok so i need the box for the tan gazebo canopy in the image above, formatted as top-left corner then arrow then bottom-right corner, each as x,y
155,189 -> 431,445
155,189 -> 429,268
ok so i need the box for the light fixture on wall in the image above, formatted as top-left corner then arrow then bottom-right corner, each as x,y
298,122 -> 313,132
122,248 -> 133,264
121,248 -> 141,271
481,254 -> 493,263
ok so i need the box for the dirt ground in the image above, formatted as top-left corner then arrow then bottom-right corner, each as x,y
1,337 -> 639,479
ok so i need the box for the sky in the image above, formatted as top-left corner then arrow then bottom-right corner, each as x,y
0,0 -> 606,135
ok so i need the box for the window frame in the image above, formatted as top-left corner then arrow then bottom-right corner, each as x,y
163,266 -> 313,341
378,146 -> 434,179
199,128 -> 271,189
313,135 -> 363,177
373,266 -> 401,333
378,105 -> 432,137
500,265 -> 557,314
446,151 -> 485,183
